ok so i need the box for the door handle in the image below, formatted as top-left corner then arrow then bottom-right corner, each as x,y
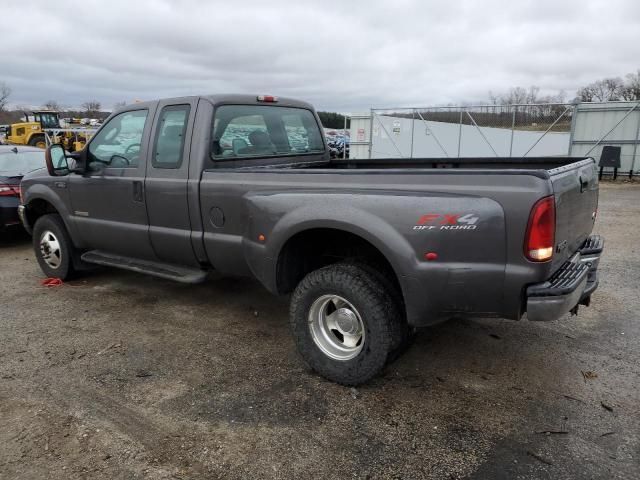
132,181 -> 143,202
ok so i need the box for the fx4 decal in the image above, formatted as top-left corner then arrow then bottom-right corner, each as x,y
413,213 -> 479,231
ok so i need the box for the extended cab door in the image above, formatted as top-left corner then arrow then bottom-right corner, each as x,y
67,106 -> 157,259
144,98 -> 199,266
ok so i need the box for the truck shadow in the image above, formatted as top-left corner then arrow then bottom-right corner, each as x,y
0,227 -> 30,248
83,266 -> 571,398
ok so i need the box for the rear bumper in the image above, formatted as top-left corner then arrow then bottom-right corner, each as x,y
0,197 -> 21,229
526,235 -> 603,321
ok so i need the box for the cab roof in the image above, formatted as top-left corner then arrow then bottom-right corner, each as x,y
116,94 -> 315,112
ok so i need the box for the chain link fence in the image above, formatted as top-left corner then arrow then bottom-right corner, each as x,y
365,104 -> 575,159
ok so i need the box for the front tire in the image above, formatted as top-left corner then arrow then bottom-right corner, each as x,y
290,263 -> 403,385
33,214 -> 77,280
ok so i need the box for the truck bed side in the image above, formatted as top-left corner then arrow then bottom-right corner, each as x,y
197,168 -> 559,325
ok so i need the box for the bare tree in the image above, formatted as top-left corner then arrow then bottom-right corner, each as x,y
0,82 -> 11,112
81,100 -> 101,116
489,86 -> 544,105
577,78 -> 624,102
577,85 -> 596,102
526,86 -> 540,103
599,78 -> 624,101
621,70 -> 640,101
112,101 -> 127,110
504,87 -> 529,104
43,100 -> 61,111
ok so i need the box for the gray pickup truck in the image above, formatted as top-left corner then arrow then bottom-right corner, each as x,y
18,94 -> 603,385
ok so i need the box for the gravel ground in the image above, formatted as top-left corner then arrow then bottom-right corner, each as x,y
0,182 -> 638,479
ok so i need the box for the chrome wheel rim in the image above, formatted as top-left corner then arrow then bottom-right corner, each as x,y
308,294 -> 365,361
39,230 -> 62,269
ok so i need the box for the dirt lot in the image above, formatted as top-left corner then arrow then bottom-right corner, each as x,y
0,182 -> 639,479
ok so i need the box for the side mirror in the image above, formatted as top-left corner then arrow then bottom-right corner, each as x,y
45,144 -> 70,176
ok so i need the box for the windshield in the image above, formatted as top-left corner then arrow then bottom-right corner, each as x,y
0,151 -> 47,176
39,113 -> 60,129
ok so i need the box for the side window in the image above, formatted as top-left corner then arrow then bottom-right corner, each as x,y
152,105 -> 190,169
212,105 -> 325,159
88,110 -> 148,167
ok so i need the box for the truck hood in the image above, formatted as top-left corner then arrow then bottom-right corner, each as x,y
19,167 -> 50,183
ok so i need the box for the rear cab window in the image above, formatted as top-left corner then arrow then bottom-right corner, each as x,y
211,105 -> 324,160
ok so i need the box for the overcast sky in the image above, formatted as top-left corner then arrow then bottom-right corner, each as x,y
2,0 -> 639,112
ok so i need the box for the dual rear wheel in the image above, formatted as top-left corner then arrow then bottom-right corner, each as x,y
290,263 -> 411,385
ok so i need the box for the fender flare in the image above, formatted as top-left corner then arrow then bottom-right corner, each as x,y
23,183 -> 78,240
245,202 -> 419,302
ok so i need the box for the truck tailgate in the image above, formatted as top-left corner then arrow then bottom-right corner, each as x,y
550,159 -> 598,270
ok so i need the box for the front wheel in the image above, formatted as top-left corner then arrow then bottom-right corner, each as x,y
290,263 -> 403,385
28,134 -> 47,149
32,214 -> 77,280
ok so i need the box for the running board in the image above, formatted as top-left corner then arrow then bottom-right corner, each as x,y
81,250 -> 208,284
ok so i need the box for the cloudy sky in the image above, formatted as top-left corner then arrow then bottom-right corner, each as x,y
2,0 -> 639,112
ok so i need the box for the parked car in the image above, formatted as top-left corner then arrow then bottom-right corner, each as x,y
326,130 -> 350,158
0,146 -> 46,231
0,125 -> 10,144
327,137 -> 349,158
18,94 -> 603,385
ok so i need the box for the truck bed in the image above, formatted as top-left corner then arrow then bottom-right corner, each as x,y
200,156 -> 598,322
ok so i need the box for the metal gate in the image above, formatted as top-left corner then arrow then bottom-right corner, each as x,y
569,102 -> 640,175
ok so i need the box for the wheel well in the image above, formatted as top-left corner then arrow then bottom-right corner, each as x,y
276,228 -> 403,300
25,199 -> 59,228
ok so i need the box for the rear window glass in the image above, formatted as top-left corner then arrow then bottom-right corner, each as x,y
212,105 -> 324,159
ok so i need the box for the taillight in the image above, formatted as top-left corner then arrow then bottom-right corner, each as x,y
257,95 -> 278,103
0,185 -> 20,197
524,195 -> 555,262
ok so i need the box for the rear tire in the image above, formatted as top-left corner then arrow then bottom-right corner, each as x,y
353,262 -> 414,361
290,263 -> 403,385
33,214 -> 77,280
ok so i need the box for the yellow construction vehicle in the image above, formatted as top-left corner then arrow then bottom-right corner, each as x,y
6,111 -> 92,151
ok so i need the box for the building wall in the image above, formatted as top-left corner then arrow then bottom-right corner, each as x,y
569,102 -> 640,174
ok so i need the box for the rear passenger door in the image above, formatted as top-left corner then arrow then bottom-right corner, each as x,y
145,99 -> 199,266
